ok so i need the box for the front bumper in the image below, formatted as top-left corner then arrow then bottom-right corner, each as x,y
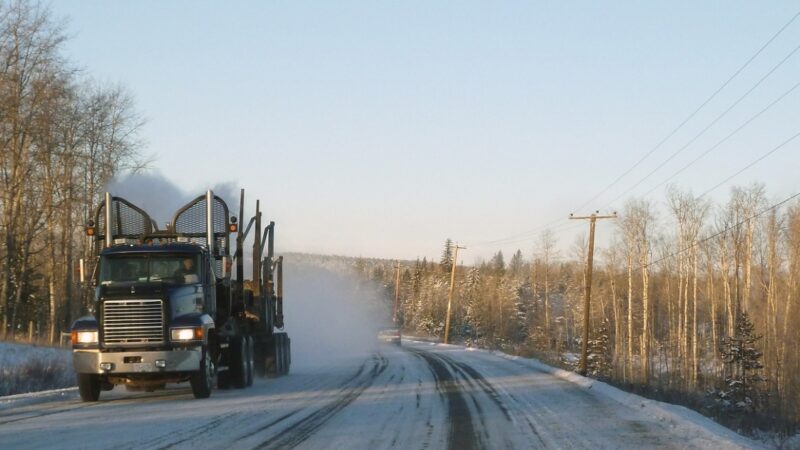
73,348 -> 202,375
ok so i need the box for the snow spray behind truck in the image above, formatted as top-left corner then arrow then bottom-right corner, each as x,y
70,189 -> 290,401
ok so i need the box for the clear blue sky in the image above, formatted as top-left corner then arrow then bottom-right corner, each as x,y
51,1 -> 800,262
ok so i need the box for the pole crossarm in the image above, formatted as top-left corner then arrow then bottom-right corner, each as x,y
569,214 -> 618,220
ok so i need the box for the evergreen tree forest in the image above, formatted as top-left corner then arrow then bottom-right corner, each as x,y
357,184 -> 800,432
0,2 -> 145,343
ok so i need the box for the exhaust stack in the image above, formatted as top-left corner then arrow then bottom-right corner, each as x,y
206,190 -> 215,255
105,192 -> 112,248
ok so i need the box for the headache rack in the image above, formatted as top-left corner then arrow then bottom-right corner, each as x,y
90,191 -> 232,265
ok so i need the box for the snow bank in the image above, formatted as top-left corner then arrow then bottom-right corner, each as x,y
0,341 -> 75,397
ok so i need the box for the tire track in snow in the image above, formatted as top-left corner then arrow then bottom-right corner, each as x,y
0,388 -> 188,426
444,354 -> 548,449
222,357 -> 372,447
409,346 -> 556,450
152,411 -> 240,450
364,355 -> 413,449
127,361 -> 344,449
0,400 -> 96,426
254,354 -> 388,449
454,349 -> 672,449
407,348 -> 480,450
438,354 -> 515,447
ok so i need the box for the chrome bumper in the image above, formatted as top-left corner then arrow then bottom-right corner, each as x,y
73,348 -> 202,374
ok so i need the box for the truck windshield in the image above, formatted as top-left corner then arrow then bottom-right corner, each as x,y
99,254 -> 201,284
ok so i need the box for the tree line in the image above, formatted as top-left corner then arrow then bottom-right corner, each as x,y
0,1 -> 144,343
357,183 -> 799,433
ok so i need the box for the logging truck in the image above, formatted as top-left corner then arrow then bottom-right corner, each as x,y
70,189 -> 290,400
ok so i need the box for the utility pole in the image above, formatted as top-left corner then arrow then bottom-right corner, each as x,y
393,262 -> 401,326
444,243 -> 466,344
569,211 -> 616,376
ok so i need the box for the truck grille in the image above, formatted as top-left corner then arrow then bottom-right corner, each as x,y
102,299 -> 165,345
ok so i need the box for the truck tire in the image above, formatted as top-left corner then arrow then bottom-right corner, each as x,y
231,336 -> 248,389
190,347 -> 214,399
245,336 -> 254,387
78,374 -> 101,402
272,333 -> 290,376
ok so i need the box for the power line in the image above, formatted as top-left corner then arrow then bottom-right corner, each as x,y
573,8 -> 800,213
642,190 -> 800,270
474,133 -> 800,264
464,9 -> 800,252
639,79 -> 800,199
697,128 -> 800,199
467,216 -> 566,247
503,220 -> 586,248
603,40 -> 800,210
468,218 -> 584,248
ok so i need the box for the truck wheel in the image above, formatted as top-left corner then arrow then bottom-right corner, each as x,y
245,336 -> 254,387
273,333 -> 290,376
190,348 -> 213,399
78,374 -> 101,402
231,336 -> 247,389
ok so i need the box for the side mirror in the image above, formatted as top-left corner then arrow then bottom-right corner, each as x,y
79,258 -> 97,287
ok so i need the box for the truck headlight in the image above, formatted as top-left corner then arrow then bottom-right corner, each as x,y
171,327 -> 203,342
71,330 -> 98,345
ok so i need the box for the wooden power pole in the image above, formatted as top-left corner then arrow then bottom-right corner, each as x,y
444,244 -> 466,344
569,212 -> 616,376
393,262 -> 401,326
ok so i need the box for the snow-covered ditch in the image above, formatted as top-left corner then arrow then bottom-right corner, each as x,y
0,341 -> 75,398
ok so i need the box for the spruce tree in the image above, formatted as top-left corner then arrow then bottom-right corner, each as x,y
463,267 -> 483,344
440,239 -> 453,273
587,323 -> 611,379
717,310 -> 765,413
491,250 -> 506,276
509,282 -> 528,344
509,249 -> 524,277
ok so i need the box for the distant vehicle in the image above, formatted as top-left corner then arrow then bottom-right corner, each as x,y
378,328 -> 401,346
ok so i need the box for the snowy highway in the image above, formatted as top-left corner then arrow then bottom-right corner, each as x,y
0,340 -> 759,450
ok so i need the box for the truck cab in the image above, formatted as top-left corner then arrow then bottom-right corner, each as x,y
72,243 -> 218,400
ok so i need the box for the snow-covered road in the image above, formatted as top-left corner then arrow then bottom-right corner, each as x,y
0,340 -> 760,449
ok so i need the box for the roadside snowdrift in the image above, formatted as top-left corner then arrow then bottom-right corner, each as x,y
0,341 -> 75,397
